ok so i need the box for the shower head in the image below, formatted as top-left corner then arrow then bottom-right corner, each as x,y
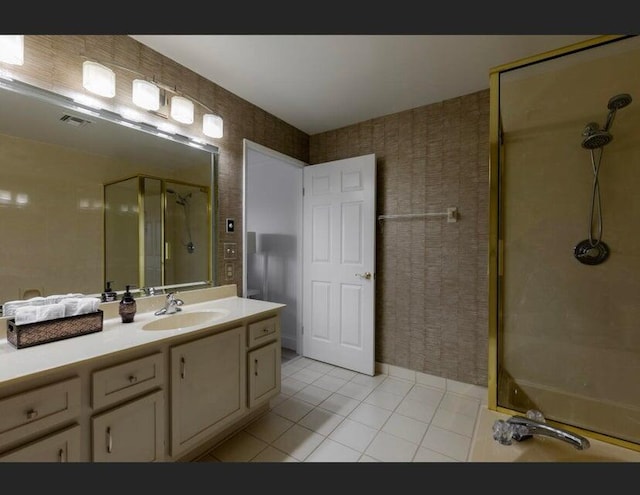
603,93 -> 632,132
607,93 -> 632,111
581,122 -> 613,149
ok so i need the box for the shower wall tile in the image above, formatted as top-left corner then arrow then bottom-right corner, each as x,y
310,90 -> 490,387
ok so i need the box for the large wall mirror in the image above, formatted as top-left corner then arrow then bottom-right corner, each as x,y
0,77 -> 218,304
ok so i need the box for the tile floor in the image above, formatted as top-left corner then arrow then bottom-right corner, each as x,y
196,355 -> 488,462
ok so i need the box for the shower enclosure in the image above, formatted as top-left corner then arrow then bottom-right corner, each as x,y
104,175 -> 211,292
489,35 -> 640,451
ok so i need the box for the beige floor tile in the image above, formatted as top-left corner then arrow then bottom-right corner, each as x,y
363,389 -> 404,411
328,418 -> 378,452
438,393 -> 481,419
430,407 -> 477,437
293,384 -> 334,406
318,393 -> 361,416
364,431 -> 418,462
328,367 -> 358,381
211,431 -> 267,462
381,413 -> 429,444
289,368 -> 324,384
375,377 -> 414,397
405,384 -> 445,407
348,402 -> 392,429
272,397 -> 316,422
413,446 -> 458,462
244,411 -> 294,443
271,424 -> 325,461
281,376 -> 310,395
395,397 -> 437,423
312,375 -> 349,393
421,425 -> 472,461
251,446 -> 298,462
336,381 -> 375,401
305,438 -> 361,462
298,407 -> 346,436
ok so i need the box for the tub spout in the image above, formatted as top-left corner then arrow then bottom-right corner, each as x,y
493,410 -> 590,450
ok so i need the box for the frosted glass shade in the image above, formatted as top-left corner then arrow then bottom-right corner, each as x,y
132,79 -> 160,111
0,35 -> 24,65
203,113 -> 224,138
82,61 -> 115,98
170,95 -> 194,124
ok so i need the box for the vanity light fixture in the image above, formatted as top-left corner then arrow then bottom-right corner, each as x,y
132,79 -> 160,111
170,95 -> 194,124
82,61 -> 116,98
0,35 -> 24,65
203,113 -> 224,139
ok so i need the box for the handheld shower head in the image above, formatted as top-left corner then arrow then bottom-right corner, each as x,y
603,93 -> 632,132
581,122 -> 613,149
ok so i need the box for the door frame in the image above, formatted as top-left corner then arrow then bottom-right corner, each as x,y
242,139 -> 307,355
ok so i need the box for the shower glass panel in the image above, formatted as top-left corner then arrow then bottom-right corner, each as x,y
104,176 -> 140,290
104,175 -> 211,292
492,35 -> 640,449
164,182 -> 210,286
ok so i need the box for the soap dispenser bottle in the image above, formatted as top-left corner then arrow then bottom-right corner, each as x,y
119,285 -> 137,323
102,281 -> 117,303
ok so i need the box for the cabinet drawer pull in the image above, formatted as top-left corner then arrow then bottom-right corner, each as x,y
262,327 -> 269,333
58,448 -> 65,463
180,357 -> 186,379
106,426 -> 112,454
255,358 -> 258,376
128,375 -> 138,384
26,409 -> 38,420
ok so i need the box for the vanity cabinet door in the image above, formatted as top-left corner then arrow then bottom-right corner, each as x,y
248,341 -> 281,408
0,424 -> 80,462
170,326 -> 246,458
91,390 -> 165,462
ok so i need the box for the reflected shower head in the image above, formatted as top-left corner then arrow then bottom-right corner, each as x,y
603,93 -> 632,132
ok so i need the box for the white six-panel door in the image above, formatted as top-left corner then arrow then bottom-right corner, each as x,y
302,154 -> 376,375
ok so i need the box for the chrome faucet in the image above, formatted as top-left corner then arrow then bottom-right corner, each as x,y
154,292 -> 184,316
493,410 -> 590,450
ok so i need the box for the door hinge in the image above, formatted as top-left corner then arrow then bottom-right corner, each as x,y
302,187 -> 305,196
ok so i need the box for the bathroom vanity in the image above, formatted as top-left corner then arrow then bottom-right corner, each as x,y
0,285 -> 283,462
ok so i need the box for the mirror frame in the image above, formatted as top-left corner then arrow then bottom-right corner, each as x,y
0,74 -> 220,301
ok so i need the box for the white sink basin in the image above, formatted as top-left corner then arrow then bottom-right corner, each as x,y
141,309 -> 230,331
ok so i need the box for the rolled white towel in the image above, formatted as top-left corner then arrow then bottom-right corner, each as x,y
79,297 -> 101,314
36,303 -> 65,322
3,300 -> 32,317
14,305 -> 39,325
45,294 -> 66,304
27,296 -> 47,306
60,298 -> 81,317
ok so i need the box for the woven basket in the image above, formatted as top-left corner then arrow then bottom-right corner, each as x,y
7,310 -> 103,349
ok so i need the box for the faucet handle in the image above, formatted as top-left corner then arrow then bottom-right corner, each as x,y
526,410 -> 546,423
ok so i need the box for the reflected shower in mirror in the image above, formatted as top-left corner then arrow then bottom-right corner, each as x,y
0,76 -> 218,304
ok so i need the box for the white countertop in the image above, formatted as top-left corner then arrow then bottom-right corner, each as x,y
0,296 -> 285,385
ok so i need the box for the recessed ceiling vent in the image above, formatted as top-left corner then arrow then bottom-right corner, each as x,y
59,114 -> 92,127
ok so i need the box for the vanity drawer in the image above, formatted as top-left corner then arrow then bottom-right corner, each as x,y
248,316 -> 278,348
92,353 -> 164,410
0,377 -> 81,449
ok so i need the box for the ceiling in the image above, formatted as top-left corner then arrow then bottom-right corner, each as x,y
130,35 -> 596,135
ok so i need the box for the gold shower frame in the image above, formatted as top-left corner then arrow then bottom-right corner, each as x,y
487,34 -> 640,452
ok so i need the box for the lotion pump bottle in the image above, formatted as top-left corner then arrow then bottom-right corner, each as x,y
119,285 -> 137,323
102,281 -> 117,303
